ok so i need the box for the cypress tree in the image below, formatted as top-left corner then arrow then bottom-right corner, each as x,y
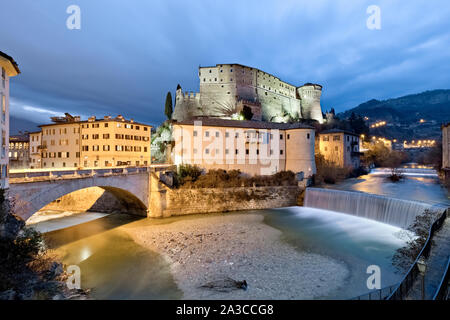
165,92 -> 173,120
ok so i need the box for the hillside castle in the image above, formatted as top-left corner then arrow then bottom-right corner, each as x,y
172,64 -> 324,124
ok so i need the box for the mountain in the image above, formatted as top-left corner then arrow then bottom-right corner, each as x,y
10,116 -> 40,135
338,89 -> 450,140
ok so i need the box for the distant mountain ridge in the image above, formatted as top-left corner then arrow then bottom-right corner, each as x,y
10,116 -> 40,135
338,89 -> 450,140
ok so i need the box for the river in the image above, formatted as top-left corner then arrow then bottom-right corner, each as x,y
27,167 -> 449,299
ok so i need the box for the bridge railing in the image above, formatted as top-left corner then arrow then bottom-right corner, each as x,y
9,165 -> 175,183
350,283 -> 399,300
387,208 -> 448,300
433,256 -> 450,300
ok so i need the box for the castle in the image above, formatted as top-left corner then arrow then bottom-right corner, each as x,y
172,64 -> 324,124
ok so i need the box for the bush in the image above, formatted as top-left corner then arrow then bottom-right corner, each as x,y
174,168 -> 297,189
392,209 -> 439,272
314,154 -> 352,184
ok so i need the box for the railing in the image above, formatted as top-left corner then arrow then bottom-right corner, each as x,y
9,165 -> 174,182
433,256 -> 450,300
351,283 -> 399,300
387,208 -> 448,300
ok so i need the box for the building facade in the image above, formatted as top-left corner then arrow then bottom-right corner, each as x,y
173,64 -> 324,124
29,131 -> 42,168
316,129 -> 361,169
37,114 -> 151,169
172,118 -> 316,177
9,134 -> 30,169
0,51 -> 20,188
443,123 -> 450,178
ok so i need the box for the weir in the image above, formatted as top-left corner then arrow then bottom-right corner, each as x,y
304,188 -> 447,229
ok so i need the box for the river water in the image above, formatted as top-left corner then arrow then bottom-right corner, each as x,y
27,167 -> 449,299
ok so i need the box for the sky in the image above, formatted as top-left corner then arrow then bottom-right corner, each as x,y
1,0 -> 450,127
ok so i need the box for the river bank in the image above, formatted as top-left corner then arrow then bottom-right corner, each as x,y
125,213 -> 349,299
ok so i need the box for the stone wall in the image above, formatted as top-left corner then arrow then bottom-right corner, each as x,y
161,186 -> 302,217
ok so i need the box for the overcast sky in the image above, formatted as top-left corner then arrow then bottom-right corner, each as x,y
1,0 -> 450,126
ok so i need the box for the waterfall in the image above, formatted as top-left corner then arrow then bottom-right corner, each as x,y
370,168 -> 438,177
304,188 -> 447,229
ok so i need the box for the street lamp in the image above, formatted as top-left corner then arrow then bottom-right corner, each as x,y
417,257 -> 427,300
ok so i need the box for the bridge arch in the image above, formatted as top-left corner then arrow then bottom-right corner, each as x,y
9,173 -> 150,221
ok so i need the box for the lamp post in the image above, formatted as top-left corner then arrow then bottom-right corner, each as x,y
417,257 -> 427,300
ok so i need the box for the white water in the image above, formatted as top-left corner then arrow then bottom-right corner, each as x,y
304,188 -> 445,229
370,168 -> 438,177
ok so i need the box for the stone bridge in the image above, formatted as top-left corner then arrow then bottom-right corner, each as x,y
8,166 -> 173,221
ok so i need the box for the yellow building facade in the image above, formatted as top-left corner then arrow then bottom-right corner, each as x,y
38,115 -> 151,169
316,129 -> 361,169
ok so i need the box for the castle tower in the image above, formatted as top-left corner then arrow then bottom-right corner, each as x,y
297,84 -> 324,124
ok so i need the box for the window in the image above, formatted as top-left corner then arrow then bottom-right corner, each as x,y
333,135 -> 340,141
205,131 -> 209,137
104,123 -> 109,127
82,146 -> 89,151
205,148 -> 209,154
144,147 -> 148,152
235,149 -> 239,155
225,149 -> 229,154
193,148 -> 197,154
287,134 -> 290,140
92,134 -> 99,139
335,146 -> 339,151
215,131 -> 219,137
225,132 -> 229,138
103,145 -> 110,151
307,133 -> 310,139
246,149 -> 249,155
103,134 -> 110,139
280,150 -> 284,155
193,130 -> 197,137
323,136 -> 329,141
280,134 -> 283,140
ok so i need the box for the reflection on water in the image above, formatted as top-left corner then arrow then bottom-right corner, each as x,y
43,214 -> 182,300
324,168 -> 449,205
263,207 -> 409,299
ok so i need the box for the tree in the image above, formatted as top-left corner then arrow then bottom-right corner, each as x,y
164,92 -> 173,120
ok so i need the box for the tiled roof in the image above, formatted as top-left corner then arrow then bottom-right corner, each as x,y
319,128 -> 359,136
0,51 -> 20,74
172,118 -> 314,130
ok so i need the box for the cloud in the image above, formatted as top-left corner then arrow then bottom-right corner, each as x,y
0,0 -> 449,124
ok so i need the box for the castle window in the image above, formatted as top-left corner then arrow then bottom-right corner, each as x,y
203,78 -> 206,82
225,149 -> 229,154
205,149 -> 209,154
215,131 -> 219,137
287,134 -> 290,139
205,131 -> 209,137
230,69 -> 233,72
230,78 -> 232,81
246,149 -> 249,155
193,130 -> 197,136
307,133 -> 310,139
333,135 -> 340,141
209,70 -> 211,73
220,69 -> 223,72
280,134 -> 283,140
193,148 -> 197,154
280,150 -> 283,155
215,78 -> 217,81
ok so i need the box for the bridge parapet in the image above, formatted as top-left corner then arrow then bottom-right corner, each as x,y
9,165 -> 174,184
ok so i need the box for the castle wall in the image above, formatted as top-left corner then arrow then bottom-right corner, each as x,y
173,64 -> 323,124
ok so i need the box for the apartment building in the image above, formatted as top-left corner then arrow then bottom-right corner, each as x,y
443,123 -> 450,179
316,129 -> 361,169
38,114 -> 151,169
172,118 -> 316,177
9,134 -> 30,169
0,51 -> 20,188
29,131 -> 42,168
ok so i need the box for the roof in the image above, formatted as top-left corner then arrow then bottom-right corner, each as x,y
172,118 -> 314,130
319,129 -> 360,137
10,134 -> 29,142
38,116 -> 152,128
0,51 -> 20,74
199,63 -> 319,89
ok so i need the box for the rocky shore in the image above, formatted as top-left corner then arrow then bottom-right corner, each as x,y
125,213 -> 349,299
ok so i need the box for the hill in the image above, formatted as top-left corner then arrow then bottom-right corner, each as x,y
338,90 -> 450,140
10,116 -> 40,135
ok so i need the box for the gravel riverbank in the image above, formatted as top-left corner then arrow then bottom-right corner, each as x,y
125,213 -> 349,299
